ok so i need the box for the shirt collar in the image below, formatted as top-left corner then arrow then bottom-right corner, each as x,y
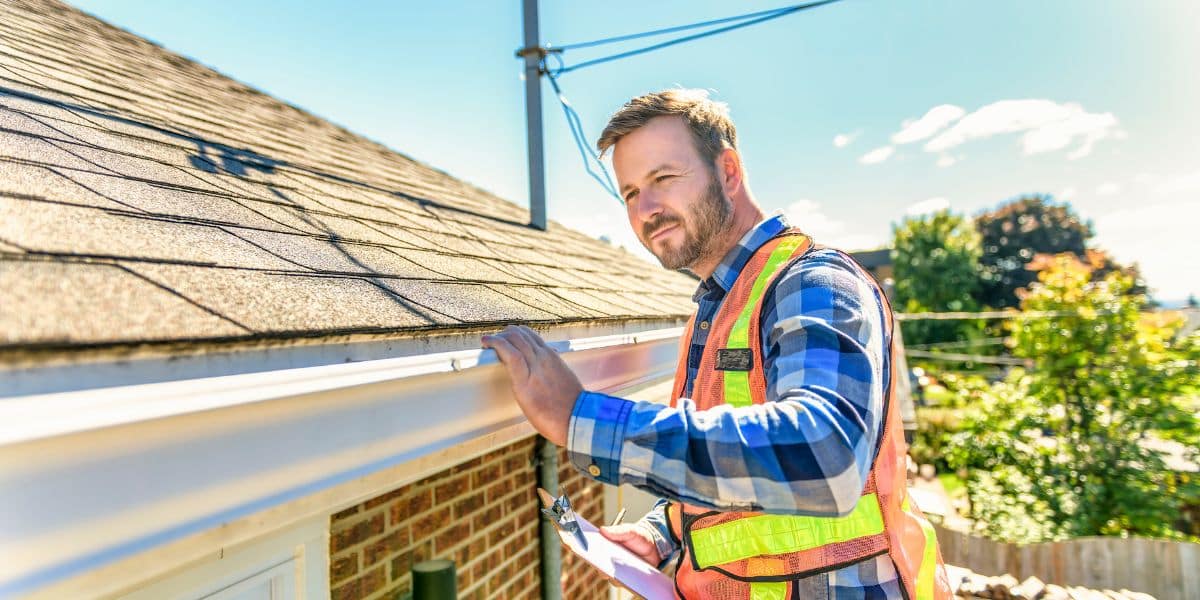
691,211 -> 790,302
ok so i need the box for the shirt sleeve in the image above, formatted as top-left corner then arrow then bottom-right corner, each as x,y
566,252 -> 888,517
636,498 -> 679,569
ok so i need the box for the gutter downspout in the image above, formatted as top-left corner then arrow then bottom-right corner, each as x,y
535,434 -> 562,600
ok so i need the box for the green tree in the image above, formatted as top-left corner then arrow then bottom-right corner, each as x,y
975,195 -> 1093,309
947,254 -> 1200,542
891,210 -> 986,347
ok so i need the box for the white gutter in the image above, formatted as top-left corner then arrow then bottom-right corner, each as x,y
0,327 -> 683,599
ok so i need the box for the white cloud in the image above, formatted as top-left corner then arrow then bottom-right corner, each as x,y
783,199 -> 884,250
891,104 -> 965,145
923,99 -> 1121,160
833,131 -> 860,148
858,145 -> 894,165
1096,181 -> 1121,195
905,197 -> 951,216
1059,186 -> 1078,200
935,155 -> 957,168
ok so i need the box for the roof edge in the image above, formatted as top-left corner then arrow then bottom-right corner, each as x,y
0,316 -> 686,398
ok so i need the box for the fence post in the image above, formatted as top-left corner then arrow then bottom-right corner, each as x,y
412,559 -> 456,600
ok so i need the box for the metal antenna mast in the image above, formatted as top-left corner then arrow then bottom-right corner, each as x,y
516,0 -> 547,231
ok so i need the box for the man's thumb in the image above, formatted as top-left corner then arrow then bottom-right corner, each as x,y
599,524 -> 635,541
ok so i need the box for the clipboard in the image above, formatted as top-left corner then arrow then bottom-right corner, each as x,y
538,488 -> 675,600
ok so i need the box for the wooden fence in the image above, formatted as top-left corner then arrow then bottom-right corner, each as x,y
934,525 -> 1199,600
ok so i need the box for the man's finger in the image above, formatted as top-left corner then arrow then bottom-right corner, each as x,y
599,524 -> 641,541
499,326 -> 540,362
512,325 -> 551,356
482,334 -> 530,380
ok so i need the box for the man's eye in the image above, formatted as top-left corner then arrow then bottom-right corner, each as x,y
625,190 -> 639,202
656,175 -> 674,183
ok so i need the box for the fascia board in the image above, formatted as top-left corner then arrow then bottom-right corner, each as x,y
0,327 -> 683,598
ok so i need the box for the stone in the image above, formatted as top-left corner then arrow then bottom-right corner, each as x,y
1012,576 -> 1047,599
1043,584 -> 1072,600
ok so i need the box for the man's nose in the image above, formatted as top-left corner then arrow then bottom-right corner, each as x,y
635,187 -> 664,222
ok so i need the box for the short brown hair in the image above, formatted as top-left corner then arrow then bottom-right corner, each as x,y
596,89 -> 737,168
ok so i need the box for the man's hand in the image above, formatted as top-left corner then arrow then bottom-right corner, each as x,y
599,524 -> 663,567
481,325 -> 582,446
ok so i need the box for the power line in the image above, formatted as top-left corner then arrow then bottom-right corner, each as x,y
905,350 -> 1031,366
894,309 -> 1111,321
515,0 -> 846,208
543,65 -> 622,202
549,1 -> 839,53
907,337 -> 1008,351
550,0 -> 843,76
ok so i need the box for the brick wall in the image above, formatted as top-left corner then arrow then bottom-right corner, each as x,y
329,435 -> 609,600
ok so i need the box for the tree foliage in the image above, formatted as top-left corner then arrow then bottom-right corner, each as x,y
974,195 -> 1093,309
891,210 -> 985,346
945,254 -> 1200,542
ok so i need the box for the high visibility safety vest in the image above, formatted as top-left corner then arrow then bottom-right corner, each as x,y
665,230 -> 952,600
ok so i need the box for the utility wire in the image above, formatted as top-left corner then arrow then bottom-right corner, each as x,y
906,337 -> 1008,351
550,0 -> 843,75
521,0 -> 845,204
549,2 -> 837,52
543,62 -> 622,202
905,350 -> 1031,366
894,309 -> 1113,321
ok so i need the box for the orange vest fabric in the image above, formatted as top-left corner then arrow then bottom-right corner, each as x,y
664,230 -> 952,600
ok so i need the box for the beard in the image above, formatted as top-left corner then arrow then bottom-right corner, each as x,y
642,176 -> 732,271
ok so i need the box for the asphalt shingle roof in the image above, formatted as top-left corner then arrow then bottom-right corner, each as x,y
0,0 -> 697,353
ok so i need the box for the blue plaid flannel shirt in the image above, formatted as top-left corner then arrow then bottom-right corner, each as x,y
566,214 -> 903,597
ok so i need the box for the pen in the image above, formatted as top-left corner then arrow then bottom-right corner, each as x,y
610,507 -> 627,527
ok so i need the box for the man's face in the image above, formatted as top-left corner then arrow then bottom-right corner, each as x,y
612,116 -> 732,271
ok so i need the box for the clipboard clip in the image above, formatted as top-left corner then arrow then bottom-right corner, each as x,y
538,487 -> 588,550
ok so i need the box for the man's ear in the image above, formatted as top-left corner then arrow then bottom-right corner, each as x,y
716,147 -> 744,197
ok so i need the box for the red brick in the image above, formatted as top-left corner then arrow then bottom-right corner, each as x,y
389,488 -> 432,526
330,513 -> 385,553
331,505 -> 360,522
331,578 -> 360,600
470,462 -> 503,487
451,456 -> 483,474
410,509 -> 451,542
487,519 -> 516,547
481,447 -> 507,464
363,487 -> 408,510
503,453 -> 528,473
389,550 -> 413,582
362,527 -> 410,567
452,490 -> 486,519
472,504 -> 503,530
330,552 -> 358,584
433,474 -> 469,503
455,535 -> 487,566
358,565 -> 386,597
486,476 -> 515,503
434,521 -> 471,552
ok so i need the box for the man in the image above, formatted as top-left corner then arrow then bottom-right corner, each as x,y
482,89 -> 950,599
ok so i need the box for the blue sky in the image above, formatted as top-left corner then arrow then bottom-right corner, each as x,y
69,1 -> 1199,302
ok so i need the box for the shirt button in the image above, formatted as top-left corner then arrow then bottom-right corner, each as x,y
587,464 -> 601,477
699,321 -> 710,330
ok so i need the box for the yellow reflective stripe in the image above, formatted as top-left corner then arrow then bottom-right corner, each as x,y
913,503 -> 939,600
723,235 -> 809,408
749,582 -> 787,600
723,370 -> 752,407
691,493 -> 885,568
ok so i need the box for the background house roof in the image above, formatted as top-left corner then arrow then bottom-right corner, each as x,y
0,0 -> 696,357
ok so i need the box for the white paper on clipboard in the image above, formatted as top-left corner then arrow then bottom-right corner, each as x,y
551,511 -> 675,600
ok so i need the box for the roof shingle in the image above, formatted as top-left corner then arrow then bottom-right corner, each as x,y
0,0 -> 695,354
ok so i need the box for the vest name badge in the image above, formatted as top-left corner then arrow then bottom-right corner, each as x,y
715,348 -> 753,371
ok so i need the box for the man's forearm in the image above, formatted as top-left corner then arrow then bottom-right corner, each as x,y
567,390 -> 873,516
